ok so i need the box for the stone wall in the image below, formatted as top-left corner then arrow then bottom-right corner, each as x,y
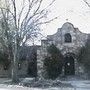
0,64 -> 11,77
0,60 -> 28,78
37,22 -> 88,79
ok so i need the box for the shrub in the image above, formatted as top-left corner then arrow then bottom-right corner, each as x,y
44,44 -> 64,79
78,36 -> 90,78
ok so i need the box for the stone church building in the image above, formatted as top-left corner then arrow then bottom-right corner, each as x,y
0,22 -> 89,78
37,22 -> 88,78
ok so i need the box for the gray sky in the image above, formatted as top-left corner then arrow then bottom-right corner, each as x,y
42,0 -> 90,35
16,0 -> 90,45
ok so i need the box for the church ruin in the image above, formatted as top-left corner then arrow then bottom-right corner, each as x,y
37,22 -> 88,79
0,22 -> 89,78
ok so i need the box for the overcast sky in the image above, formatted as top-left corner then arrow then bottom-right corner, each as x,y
42,0 -> 90,35
16,0 -> 90,45
16,0 -> 90,35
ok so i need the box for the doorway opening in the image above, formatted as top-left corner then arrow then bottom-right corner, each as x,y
64,54 -> 75,75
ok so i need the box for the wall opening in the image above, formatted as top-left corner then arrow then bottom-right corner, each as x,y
64,54 -> 75,75
64,33 -> 72,43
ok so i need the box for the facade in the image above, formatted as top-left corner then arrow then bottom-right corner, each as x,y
0,22 -> 89,78
37,22 -> 88,79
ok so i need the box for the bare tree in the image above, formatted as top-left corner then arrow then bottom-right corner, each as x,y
0,0 -> 57,82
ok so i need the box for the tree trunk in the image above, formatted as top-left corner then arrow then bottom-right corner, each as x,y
12,37 -> 19,83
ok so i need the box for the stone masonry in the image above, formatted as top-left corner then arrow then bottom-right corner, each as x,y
37,22 -> 88,79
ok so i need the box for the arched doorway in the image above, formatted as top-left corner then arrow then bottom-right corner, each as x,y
64,53 -> 75,75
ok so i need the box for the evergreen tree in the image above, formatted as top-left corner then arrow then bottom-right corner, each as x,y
78,35 -> 90,77
44,44 -> 64,79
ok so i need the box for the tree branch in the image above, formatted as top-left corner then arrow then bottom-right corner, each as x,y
11,0 -> 17,28
83,0 -> 90,8
0,7 -> 14,19
35,16 -> 58,25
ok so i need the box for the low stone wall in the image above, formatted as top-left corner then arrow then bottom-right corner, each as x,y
0,60 -> 29,78
0,64 -> 11,78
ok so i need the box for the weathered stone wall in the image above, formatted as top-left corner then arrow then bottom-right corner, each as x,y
0,64 -> 11,77
0,60 -> 29,78
37,22 -> 88,79
17,60 -> 28,77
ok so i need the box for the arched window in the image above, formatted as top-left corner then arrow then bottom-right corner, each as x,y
64,33 -> 72,43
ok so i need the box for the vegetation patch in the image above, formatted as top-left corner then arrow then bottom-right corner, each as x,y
44,44 -> 64,79
77,36 -> 90,78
